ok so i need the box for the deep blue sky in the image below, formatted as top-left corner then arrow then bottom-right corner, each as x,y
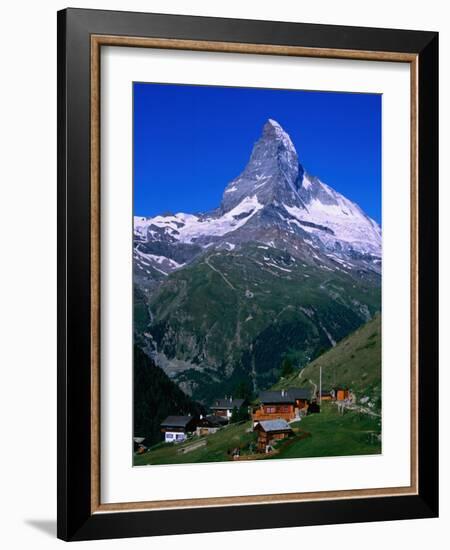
134,83 -> 381,224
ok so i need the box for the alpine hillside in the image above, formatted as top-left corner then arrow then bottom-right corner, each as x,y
134,119 -> 382,402
272,314 -> 382,408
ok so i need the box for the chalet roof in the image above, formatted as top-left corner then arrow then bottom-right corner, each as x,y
288,388 -> 313,400
160,415 -> 195,428
256,419 -> 293,433
197,415 -> 225,428
211,398 -> 245,410
259,388 -> 312,404
206,414 -> 229,425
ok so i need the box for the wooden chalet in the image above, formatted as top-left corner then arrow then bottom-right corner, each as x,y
319,387 -> 335,401
160,415 -> 198,443
252,388 -> 312,424
254,419 -> 293,452
195,415 -> 228,437
335,386 -> 351,401
210,397 -> 246,420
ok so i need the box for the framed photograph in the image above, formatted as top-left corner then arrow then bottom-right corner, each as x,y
57,8 -> 438,541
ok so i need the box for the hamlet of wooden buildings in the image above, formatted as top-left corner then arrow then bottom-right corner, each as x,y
157,386 -> 353,448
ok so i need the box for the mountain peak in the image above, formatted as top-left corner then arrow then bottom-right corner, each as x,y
265,118 -> 283,130
262,119 -> 296,154
221,119 -> 302,213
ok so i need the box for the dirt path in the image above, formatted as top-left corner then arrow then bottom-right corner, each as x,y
337,401 -> 381,418
205,255 -> 236,290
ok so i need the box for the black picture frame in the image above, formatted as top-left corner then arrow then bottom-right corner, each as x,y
57,7 -> 438,541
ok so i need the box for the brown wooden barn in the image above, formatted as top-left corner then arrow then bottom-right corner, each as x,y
254,419 -> 294,452
252,389 -> 312,424
195,415 -> 228,436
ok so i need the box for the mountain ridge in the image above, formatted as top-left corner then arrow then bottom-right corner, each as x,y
134,119 -> 381,284
272,313 -> 382,406
133,119 -> 382,402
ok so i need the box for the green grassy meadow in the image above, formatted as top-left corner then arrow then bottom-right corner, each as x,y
133,403 -> 381,466
275,403 -> 381,460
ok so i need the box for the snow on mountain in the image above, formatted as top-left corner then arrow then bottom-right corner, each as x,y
134,195 -> 264,245
286,174 -> 381,256
134,118 -> 381,277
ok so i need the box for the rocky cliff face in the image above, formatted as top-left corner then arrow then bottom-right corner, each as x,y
221,119 -> 305,213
